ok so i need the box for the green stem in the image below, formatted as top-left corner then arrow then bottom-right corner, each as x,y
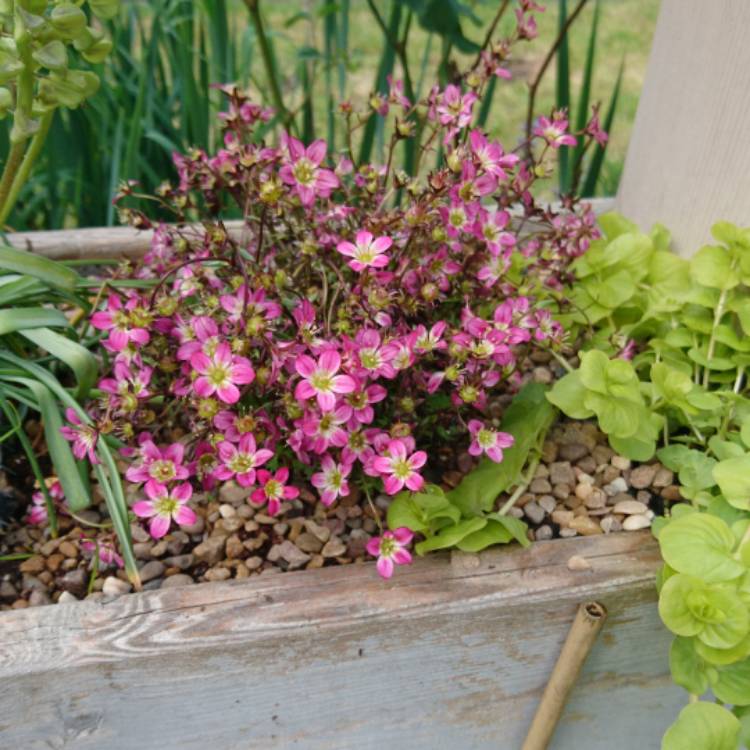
0,1 -> 37,225
702,287 -> 728,388
498,452 -> 542,516
0,143 -> 27,225
0,110 -> 54,226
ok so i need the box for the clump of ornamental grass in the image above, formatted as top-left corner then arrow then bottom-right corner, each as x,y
61,1 -> 606,578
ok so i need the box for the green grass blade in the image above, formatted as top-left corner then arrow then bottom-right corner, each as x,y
572,0 -> 600,175
0,308 -> 70,335
477,75 -> 497,128
359,1 -> 401,166
556,0 -> 571,194
13,377 -> 91,512
581,56 -> 624,197
20,327 -> 98,400
0,246 -> 78,290
94,436 -> 139,589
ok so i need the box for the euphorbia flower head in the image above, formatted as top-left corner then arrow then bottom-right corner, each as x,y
371,439 -> 427,495
280,134 -> 339,206
336,231 -> 392,272
190,342 -> 255,404
366,527 -> 414,579
215,433 -> 273,487
467,420 -> 514,463
250,467 -> 299,516
294,350 -> 356,411
132,482 -> 196,539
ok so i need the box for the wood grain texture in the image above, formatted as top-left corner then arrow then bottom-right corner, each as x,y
3,200 -> 616,261
616,0 -> 750,256
0,532 -> 682,749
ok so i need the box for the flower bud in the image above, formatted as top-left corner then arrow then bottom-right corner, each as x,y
447,150 -> 462,173
19,0 -> 46,14
0,38 -> 23,84
50,4 -> 88,39
0,87 -> 12,118
88,0 -> 119,20
81,36 -> 112,63
32,40 -> 68,71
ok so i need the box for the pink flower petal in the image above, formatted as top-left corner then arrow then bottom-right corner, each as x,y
149,514 -> 171,539
174,505 -> 197,526
295,355 -> 316,378
216,383 -> 240,404
319,349 -> 341,374
132,501 -> 155,518
376,556 -> 394,579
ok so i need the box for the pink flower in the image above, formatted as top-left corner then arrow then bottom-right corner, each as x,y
81,538 -> 123,569
294,350 -> 356,411
132,482 -> 196,539
311,455 -> 352,506
125,441 -> 189,493
98,361 -> 153,412
336,231 -> 392,272
59,408 -> 100,464
26,481 -> 66,526
191,342 -> 255,404
279,134 -> 339,206
467,420 -> 514,463
435,84 -> 477,129
301,405 -> 350,454
214,433 -> 273,487
366,527 -> 414,579
533,115 -> 576,148
371,439 -> 427,495
250,467 -> 299,516
91,294 -> 151,352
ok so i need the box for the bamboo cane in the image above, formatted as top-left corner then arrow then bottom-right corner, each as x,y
521,601 -> 608,750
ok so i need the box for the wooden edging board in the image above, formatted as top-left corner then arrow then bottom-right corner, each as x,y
3,198 -> 617,262
0,531 -> 682,749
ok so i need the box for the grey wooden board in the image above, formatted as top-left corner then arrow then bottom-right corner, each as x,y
616,0 -> 750,255
0,532 -> 682,749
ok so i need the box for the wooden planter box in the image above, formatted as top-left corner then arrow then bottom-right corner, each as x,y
6,0 -> 747,738
0,532 -> 682,749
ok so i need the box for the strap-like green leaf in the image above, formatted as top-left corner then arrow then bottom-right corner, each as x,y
0,307 -> 70,335
20,327 -> 98,399
13,377 -> 91,512
0,245 -> 78,291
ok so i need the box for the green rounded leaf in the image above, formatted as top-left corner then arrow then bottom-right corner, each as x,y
670,637 -> 708,695
690,245 -> 739,290
713,658 -> 750,705
659,513 -> 743,583
414,518 -> 486,555
662,702 -> 740,750
547,370 -> 595,420
714,456 -> 750,510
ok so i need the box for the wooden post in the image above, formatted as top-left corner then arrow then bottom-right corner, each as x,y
616,0 -> 750,256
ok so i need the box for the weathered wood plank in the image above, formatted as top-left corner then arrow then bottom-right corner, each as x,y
3,199 -> 616,261
616,0 -> 750,255
0,532 -> 682,749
